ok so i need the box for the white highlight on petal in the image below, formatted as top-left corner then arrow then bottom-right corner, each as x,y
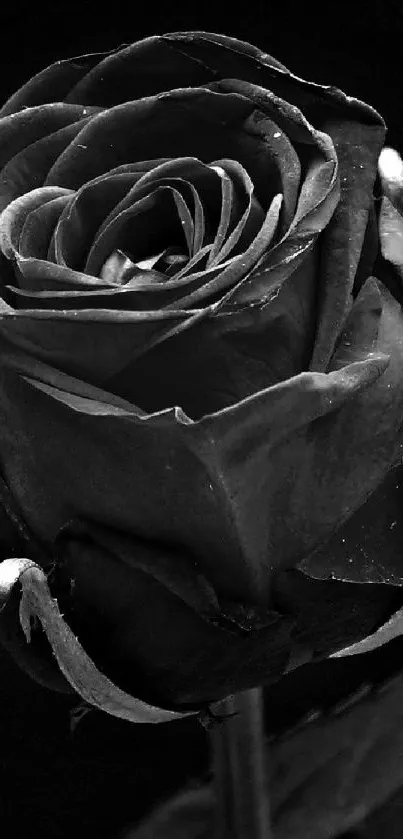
331,605 -> 403,658
378,147 -> 403,192
378,148 -> 403,273
379,197 -> 403,271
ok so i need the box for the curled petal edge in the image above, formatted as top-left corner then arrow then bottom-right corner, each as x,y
0,557 -> 198,723
331,606 -> 403,659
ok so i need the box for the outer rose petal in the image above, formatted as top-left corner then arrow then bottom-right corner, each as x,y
0,300 -> 398,608
310,116 -> 386,370
0,510 -> 397,708
45,521 -> 400,707
0,114 -> 99,212
0,34 -> 290,117
0,53 -> 103,117
0,31 -> 381,133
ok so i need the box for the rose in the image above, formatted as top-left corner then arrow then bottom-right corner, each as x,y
378,146 -> 403,284
0,32 -> 402,716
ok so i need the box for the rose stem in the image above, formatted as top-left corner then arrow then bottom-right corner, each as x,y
211,686 -> 273,838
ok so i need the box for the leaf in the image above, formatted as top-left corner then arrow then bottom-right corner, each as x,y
0,557 -> 196,724
124,671 -> 403,838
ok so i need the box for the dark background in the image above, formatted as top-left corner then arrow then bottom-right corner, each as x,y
0,3 -> 403,837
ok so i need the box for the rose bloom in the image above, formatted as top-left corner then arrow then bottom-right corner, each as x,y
0,32 -> 402,716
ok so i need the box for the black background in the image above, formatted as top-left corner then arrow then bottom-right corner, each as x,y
0,3 -> 403,837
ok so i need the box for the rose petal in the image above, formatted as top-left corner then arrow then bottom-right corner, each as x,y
43,88 -> 291,208
88,158 -> 264,272
213,78 -> 339,225
7,194 -> 278,316
0,107 -> 99,211
161,32 -> 383,158
331,605 -> 403,658
164,193 -> 282,308
0,53 -> 103,117
379,195 -> 403,278
213,83 -> 301,232
103,247 -> 318,417
0,341 -> 392,606
299,285 -> 403,585
18,194 -> 73,260
60,33 -> 289,108
52,161 -> 170,271
0,302 -> 213,384
196,353 -> 394,593
310,119 -> 386,370
227,160 -> 338,308
378,146 -> 403,216
84,158 -> 226,268
163,244 -> 213,281
52,174 -> 149,269
0,104 -> 97,168
100,249 -> 164,283
6,279 -> 180,311
205,165 -> 236,260
50,520 -> 292,705
207,158 -> 265,266
83,188 -> 190,278
0,354 -> 268,600
161,32 -> 382,133
11,257 -> 117,292
0,558 -> 194,722
329,277 -> 383,369
0,186 -> 74,259
7,263 -> 227,312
